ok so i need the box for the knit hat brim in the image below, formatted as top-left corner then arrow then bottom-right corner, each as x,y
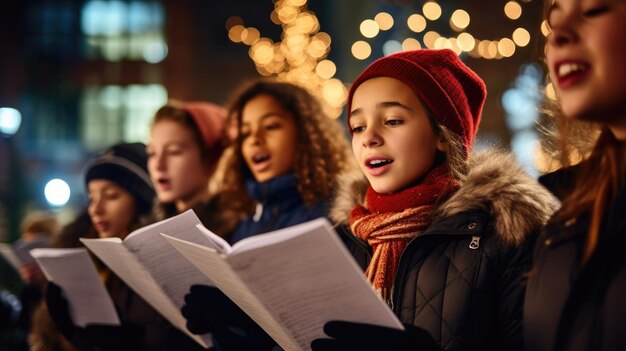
347,49 -> 487,157
85,143 -> 155,214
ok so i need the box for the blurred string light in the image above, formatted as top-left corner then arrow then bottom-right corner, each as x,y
226,0 -> 347,118
544,81 -> 557,101
44,179 -> 71,207
422,2 -> 442,21
0,107 -> 22,136
450,9 -> 470,31
501,64 -> 543,177
352,40 -> 372,60
352,0 -> 538,61
360,19 -> 380,38
374,12 -> 394,30
504,1 -> 523,20
382,40 -> 402,56
540,20 -> 551,36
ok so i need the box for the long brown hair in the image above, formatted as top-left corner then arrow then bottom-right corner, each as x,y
221,78 -> 355,215
555,130 -> 626,263
541,1 -> 626,264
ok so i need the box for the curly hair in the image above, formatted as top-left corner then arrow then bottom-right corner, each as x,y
220,79 -> 355,214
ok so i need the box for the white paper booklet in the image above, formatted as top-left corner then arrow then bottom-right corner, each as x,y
30,248 -> 120,327
79,210 -> 218,348
1,235 -> 51,272
163,217 -> 403,351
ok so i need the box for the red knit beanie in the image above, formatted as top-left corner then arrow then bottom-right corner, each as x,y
182,102 -> 227,165
347,49 -> 486,157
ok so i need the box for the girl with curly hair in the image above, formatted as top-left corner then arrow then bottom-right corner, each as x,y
180,78 -> 355,351
219,79 -> 354,242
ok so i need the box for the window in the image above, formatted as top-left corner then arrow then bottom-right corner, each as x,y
81,0 -> 167,62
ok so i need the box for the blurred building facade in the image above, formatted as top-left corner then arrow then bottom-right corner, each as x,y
0,0 -> 546,242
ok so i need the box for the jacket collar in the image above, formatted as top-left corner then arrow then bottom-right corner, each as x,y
246,173 -> 302,208
330,149 -> 561,245
544,168 -> 626,247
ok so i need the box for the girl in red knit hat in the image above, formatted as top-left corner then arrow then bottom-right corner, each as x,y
524,0 -> 626,350
179,78 -> 356,351
311,48 -> 559,351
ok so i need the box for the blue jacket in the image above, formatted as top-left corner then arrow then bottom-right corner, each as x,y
229,173 -> 326,244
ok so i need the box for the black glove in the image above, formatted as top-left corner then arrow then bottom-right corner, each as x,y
45,282 -> 79,341
311,321 -> 441,351
83,323 -> 144,351
181,285 -> 256,334
182,285 -> 276,350
46,282 -> 144,351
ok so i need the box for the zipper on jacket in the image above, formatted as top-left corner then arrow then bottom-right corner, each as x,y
252,203 -> 263,222
469,236 -> 480,249
392,230 -> 483,311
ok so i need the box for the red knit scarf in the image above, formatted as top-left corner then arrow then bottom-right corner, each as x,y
350,165 -> 459,302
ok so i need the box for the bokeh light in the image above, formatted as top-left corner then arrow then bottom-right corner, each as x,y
504,1 -> 522,20
423,31 -> 440,49
423,2 -> 442,21
512,27 -> 530,47
360,19 -> 380,38
545,82 -> 557,100
382,40 -> 402,56
0,107 -> 22,136
450,9 -> 470,31
541,20 -> 551,36
402,38 -> 422,51
44,179 -> 71,207
407,14 -> 427,33
315,59 -> 336,79
352,40 -> 372,60
456,32 -> 475,52
374,12 -> 394,31
498,38 -> 516,57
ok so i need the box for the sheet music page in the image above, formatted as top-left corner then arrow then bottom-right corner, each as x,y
164,219 -> 403,351
227,219 -> 403,351
162,234 -> 300,351
0,243 -> 21,271
122,210 -> 220,307
30,248 -> 120,327
80,237 -> 211,348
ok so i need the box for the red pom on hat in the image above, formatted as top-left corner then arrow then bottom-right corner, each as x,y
182,102 -> 228,165
347,49 -> 487,158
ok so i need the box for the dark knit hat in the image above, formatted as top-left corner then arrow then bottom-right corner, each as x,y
347,49 -> 487,157
182,102 -> 227,165
85,142 -> 155,214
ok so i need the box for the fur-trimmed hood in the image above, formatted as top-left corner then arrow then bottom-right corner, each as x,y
330,149 -> 560,245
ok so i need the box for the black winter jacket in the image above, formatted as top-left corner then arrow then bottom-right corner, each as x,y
331,150 -> 559,351
524,165 -> 626,351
